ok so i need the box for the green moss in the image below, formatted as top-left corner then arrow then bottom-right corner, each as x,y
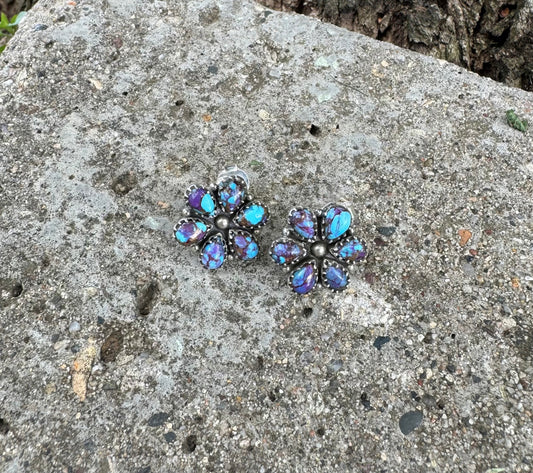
506,109 -> 528,132
0,12 -> 26,54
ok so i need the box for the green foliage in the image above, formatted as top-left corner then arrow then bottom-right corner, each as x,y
506,109 -> 528,132
0,11 -> 26,54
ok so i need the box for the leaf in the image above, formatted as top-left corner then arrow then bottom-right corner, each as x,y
506,109 -> 528,132
0,13 -> 9,28
9,11 -> 26,26
0,45 -> 5,54
249,160 -> 264,168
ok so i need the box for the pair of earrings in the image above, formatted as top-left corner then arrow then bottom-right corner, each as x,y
173,166 -> 366,295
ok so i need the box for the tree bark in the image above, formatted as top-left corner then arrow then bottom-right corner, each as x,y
1,0 -> 38,18
258,0 -> 533,92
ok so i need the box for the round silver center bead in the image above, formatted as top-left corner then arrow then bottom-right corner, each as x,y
311,242 -> 328,258
215,215 -> 230,230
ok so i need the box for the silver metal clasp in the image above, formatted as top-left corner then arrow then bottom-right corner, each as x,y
216,165 -> 250,189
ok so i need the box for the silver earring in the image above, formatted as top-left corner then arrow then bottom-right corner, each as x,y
174,166 -> 269,269
270,204 -> 366,294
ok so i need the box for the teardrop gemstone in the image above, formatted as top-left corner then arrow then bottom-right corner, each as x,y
333,238 -> 366,263
217,178 -> 246,213
174,219 -> 208,246
289,263 -> 317,295
231,232 -> 259,261
323,205 -> 351,241
234,203 -> 269,228
187,187 -> 216,216
289,208 -> 316,240
200,235 -> 226,269
322,264 -> 349,291
270,239 -> 305,265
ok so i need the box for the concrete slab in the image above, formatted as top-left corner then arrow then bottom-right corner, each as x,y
1,0 -> 532,471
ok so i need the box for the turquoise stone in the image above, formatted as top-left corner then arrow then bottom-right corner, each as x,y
289,209 -> 316,240
218,178 -> 246,213
289,263 -> 317,295
232,232 -> 259,261
200,236 -> 225,269
323,265 -> 348,290
188,187 -> 216,216
335,238 -> 366,263
235,203 -> 268,228
323,206 -> 351,240
175,220 -> 208,246
270,239 -> 305,265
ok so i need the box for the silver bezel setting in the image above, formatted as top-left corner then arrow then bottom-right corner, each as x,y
287,207 -> 318,243
319,203 -> 354,243
216,175 -> 248,214
321,259 -> 351,293
269,237 -> 307,267
199,234 -> 228,270
174,218 -> 212,246
233,200 -> 270,230
184,185 -> 217,217
228,229 -> 259,261
288,260 -> 318,295
330,237 -> 366,266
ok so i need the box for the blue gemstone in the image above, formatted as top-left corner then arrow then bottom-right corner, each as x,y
323,206 -> 351,240
270,240 -> 305,265
336,238 -> 366,263
175,219 -> 208,246
188,187 -> 216,216
290,263 -> 317,295
200,236 -> 225,269
232,232 -> 259,261
218,178 -> 246,213
324,265 -> 348,290
289,209 -> 316,240
235,203 -> 268,228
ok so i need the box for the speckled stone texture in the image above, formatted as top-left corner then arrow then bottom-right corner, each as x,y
1,0 -> 532,472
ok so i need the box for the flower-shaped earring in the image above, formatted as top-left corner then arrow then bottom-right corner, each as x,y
270,204 -> 366,294
174,166 -> 269,269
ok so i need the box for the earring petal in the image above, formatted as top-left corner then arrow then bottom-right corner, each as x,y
270,238 -> 306,266
200,235 -> 226,269
289,261 -> 318,295
230,230 -> 259,261
289,208 -> 317,240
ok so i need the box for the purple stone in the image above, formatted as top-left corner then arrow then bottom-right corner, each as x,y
232,232 -> 259,261
289,209 -> 316,240
334,238 -> 366,263
175,219 -> 208,246
217,178 -> 246,213
270,239 -> 305,265
289,263 -> 317,295
200,236 -> 225,269
323,205 -> 351,240
187,187 -> 216,216
323,265 -> 349,290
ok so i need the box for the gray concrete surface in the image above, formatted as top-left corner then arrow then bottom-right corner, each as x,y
1,0 -> 532,471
